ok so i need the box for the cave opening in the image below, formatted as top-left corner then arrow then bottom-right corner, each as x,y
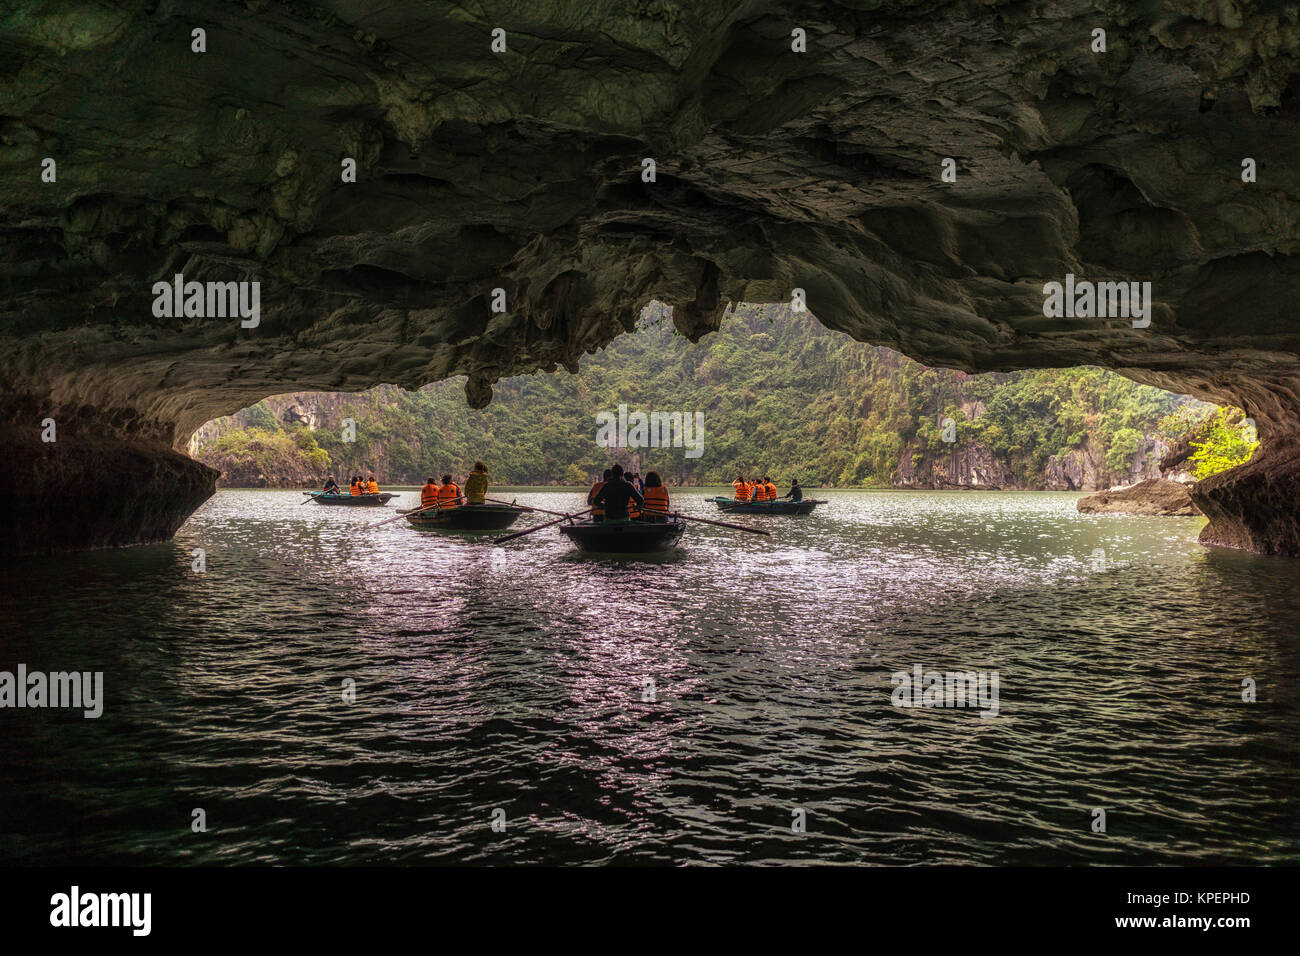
186,301 -> 1240,514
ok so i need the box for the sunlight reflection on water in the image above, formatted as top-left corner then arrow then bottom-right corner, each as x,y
1,488 -> 1297,865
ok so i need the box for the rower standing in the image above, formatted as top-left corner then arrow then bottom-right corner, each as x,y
592,464 -> 643,520
465,461 -> 489,504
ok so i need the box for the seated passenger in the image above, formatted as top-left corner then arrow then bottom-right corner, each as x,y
350,476 -> 361,496
588,469 -> 610,523
641,471 -> 670,520
734,475 -> 751,501
437,473 -> 462,509
366,475 -> 379,494
421,476 -> 439,510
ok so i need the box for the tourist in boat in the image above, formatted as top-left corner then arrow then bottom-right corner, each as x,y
627,472 -> 642,519
366,475 -> 379,494
437,473 -> 462,509
779,479 -> 803,502
465,461 -> 489,504
749,478 -> 768,503
763,476 -> 778,501
322,476 -> 339,494
350,476 -> 362,496
421,476 -> 440,510
733,475 -> 751,501
641,471 -> 670,520
588,469 -> 610,523
592,464 -> 643,520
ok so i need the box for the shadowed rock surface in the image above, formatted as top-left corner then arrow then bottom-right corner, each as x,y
1077,477 -> 1201,516
2,1 -> 1300,551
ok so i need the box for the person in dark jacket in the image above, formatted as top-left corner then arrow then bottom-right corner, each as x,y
592,464 -> 643,520
781,478 -> 803,502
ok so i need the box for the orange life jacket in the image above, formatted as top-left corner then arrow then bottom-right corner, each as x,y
765,481 -> 778,500
437,482 -> 461,508
735,481 -> 751,501
350,482 -> 360,495
588,481 -> 606,516
367,480 -> 379,494
642,485 -> 669,515
421,483 -> 439,508
750,483 -> 765,502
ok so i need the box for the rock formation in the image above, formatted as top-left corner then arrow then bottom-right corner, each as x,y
2,2 -> 1300,552
1076,477 -> 1202,516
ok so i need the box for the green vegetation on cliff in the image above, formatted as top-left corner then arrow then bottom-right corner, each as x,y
194,305 -> 1212,487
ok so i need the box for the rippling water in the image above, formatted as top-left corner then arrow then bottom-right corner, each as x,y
2,488 -> 1297,865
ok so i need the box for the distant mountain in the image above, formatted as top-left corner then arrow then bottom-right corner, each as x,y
191,304 -> 1206,489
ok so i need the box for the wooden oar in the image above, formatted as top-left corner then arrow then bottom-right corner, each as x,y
669,512 -> 771,535
485,496 -> 585,518
494,508 -> 591,544
372,496 -> 465,527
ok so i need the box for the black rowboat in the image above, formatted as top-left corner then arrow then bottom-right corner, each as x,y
404,503 -> 524,532
307,491 -> 398,506
710,496 -> 822,515
559,517 -> 685,554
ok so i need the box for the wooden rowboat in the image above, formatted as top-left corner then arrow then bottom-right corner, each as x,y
306,491 -> 398,506
404,503 -> 524,532
559,517 -> 685,554
709,496 -> 822,515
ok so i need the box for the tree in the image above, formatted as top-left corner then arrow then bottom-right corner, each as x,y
1187,408 -> 1259,479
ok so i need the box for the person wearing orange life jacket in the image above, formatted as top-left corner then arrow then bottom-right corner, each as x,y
749,478 -> 766,502
763,476 -> 778,502
420,476 -> 440,510
641,471 -> 670,520
733,475 -> 751,501
350,476 -> 362,496
437,473 -> 462,509
366,475 -> 379,494
627,472 -> 641,519
588,469 -> 611,523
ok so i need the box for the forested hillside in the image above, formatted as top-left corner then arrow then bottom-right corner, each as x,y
192,303 -> 1210,489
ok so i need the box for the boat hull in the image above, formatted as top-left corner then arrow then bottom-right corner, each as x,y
404,504 -> 523,531
710,496 -> 820,515
308,492 -> 397,506
559,518 -> 685,554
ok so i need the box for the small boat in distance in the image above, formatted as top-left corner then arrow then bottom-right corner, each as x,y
306,491 -> 398,506
709,496 -> 822,515
404,503 -> 524,532
559,518 -> 685,554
